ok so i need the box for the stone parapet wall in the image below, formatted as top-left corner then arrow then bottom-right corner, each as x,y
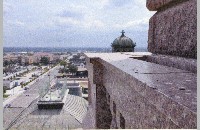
145,54 -> 197,73
101,58 -> 196,128
147,0 -> 186,11
82,56 -> 96,128
83,53 -> 197,129
147,0 -> 197,58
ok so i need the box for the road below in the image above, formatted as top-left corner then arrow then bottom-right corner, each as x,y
3,66 -> 59,107
3,65 -> 60,129
3,65 -> 88,130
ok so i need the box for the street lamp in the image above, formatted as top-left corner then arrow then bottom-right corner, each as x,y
48,72 -> 51,101
13,81 -> 14,95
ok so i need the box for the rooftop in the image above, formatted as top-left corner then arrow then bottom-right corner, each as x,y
4,95 -> 87,129
3,67 -> 88,129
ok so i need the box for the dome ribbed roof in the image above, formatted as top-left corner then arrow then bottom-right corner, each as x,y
111,30 -> 136,47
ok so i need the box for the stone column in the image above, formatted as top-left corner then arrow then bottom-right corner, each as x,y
147,0 -> 197,58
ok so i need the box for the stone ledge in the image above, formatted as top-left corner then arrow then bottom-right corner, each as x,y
146,0 -> 189,11
91,53 -> 197,112
84,52 -> 196,128
146,54 -> 196,73
120,52 -> 196,73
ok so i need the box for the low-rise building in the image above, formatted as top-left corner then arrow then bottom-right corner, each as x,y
3,80 -> 14,90
76,67 -> 88,78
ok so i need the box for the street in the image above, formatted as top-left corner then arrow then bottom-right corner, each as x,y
3,65 -> 59,107
3,65 -> 88,130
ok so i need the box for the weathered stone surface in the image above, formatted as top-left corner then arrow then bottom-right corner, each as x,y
148,0 -> 197,58
145,54 -> 197,73
90,58 -> 104,85
96,85 -> 112,128
146,0 -> 187,11
82,56 -> 96,128
83,57 -> 113,129
83,52 -> 197,129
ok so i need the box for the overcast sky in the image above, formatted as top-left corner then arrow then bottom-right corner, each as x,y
3,0 -> 155,48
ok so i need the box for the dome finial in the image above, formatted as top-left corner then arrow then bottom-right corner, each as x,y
121,30 -> 125,37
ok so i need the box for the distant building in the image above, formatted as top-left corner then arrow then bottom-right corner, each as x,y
52,54 -> 60,63
69,53 -> 85,66
79,63 -> 85,68
3,54 -> 19,62
111,30 -> 136,52
79,81 -> 88,100
3,80 -> 14,90
3,79 -> 21,90
67,82 -> 82,96
60,55 -> 68,60
21,55 -> 29,65
28,56 -> 35,64
29,52 -> 60,64
76,67 -> 88,78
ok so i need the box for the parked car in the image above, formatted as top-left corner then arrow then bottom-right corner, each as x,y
24,87 -> 29,90
5,104 -> 11,108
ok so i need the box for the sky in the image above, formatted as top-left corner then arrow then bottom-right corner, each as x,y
3,0 -> 155,48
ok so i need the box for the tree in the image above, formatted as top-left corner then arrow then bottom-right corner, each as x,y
3,60 -> 10,67
60,60 -> 67,68
58,67 -> 69,73
3,87 -> 6,94
55,59 -> 61,64
68,64 -> 78,75
40,57 -> 49,65
33,62 -> 39,66
18,57 -> 22,66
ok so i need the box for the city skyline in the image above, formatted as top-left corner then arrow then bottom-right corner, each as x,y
3,0 -> 155,48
